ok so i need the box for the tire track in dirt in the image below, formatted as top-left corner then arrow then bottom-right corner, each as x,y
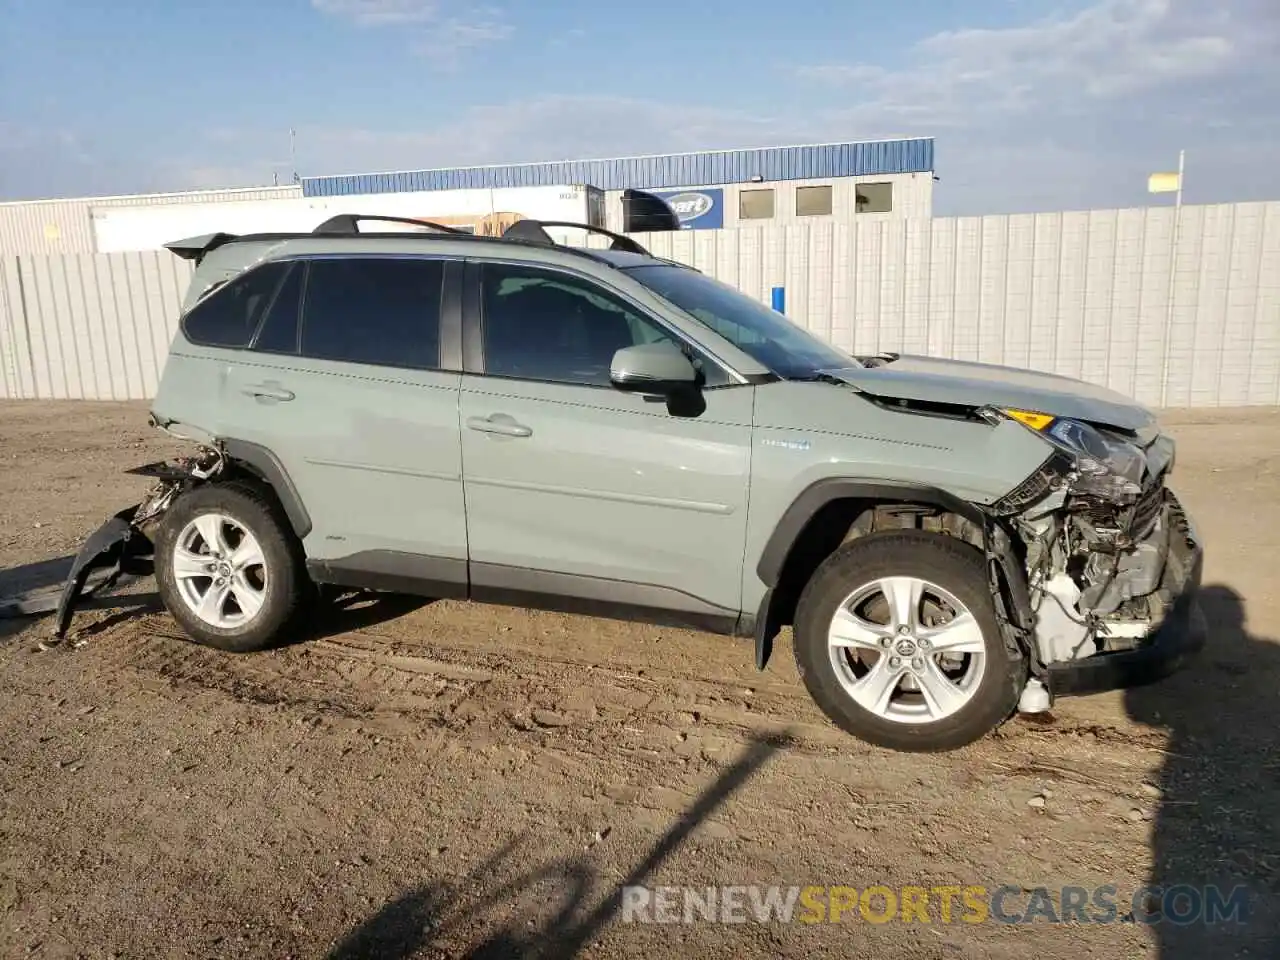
90,617 -> 851,749
82,607 -> 1170,795
93,619 -> 484,727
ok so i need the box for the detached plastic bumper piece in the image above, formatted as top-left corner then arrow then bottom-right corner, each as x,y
52,504 -> 156,639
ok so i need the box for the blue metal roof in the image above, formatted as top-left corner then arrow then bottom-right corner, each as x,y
301,139 -> 934,197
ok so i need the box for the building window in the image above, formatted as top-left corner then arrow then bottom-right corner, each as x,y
739,188 -> 775,220
796,185 -> 833,217
855,182 -> 893,214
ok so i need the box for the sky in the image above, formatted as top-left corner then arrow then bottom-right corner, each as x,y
0,0 -> 1277,215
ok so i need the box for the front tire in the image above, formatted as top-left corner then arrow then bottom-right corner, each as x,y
154,482 -> 309,653
793,530 -> 1025,752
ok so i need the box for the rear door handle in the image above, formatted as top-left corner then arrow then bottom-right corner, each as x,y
243,381 -> 295,402
466,414 -> 532,438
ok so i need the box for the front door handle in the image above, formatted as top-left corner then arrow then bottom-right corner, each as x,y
243,381 -> 295,402
466,414 -> 532,438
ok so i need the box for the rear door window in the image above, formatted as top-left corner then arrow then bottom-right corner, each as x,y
299,257 -> 444,370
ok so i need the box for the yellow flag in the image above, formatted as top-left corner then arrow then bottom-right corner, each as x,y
1148,171 -> 1181,194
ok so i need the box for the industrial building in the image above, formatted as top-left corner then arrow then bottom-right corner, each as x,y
0,138 -> 934,254
302,138 -> 936,232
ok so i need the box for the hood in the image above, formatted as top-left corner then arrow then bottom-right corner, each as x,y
831,354 -> 1158,436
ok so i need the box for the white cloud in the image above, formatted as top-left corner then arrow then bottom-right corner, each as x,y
0,122 -> 104,199
146,159 -> 297,193
285,95 -> 805,177
95,96 -> 798,198
311,0 -> 439,26
794,0 -> 1280,212
798,0 -> 1262,123
112,0 -> 1280,214
312,0 -> 513,68
793,64 -> 886,87
919,0 -> 1238,100
6,0 -> 1277,211
411,12 -> 514,71
547,26 -> 588,49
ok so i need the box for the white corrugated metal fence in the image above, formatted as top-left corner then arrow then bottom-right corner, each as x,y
0,253 -> 193,400
1,200 -> 1277,406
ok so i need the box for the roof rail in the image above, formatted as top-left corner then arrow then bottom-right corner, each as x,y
162,190 -> 683,268
312,213 -> 468,235
501,220 -> 653,255
498,188 -> 680,253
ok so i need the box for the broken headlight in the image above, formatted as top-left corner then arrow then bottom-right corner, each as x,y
988,409 -> 1148,506
1042,418 -> 1146,503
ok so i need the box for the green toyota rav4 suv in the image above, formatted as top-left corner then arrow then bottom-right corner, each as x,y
56,209 -> 1205,753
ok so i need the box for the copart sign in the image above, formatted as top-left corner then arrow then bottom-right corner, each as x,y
651,189 -> 724,230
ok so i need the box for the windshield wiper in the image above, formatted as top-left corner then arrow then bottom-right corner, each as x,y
786,372 -> 847,386
855,352 -> 898,368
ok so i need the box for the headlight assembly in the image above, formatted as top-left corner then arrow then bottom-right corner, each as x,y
1043,418 -> 1146,496
986,408 -> 1148,506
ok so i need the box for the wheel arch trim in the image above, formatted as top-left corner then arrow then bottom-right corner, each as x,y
219,439 -> 312,539
756,478 -> 987,589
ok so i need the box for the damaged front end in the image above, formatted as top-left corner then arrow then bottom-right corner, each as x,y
50,448 -> 226,638
982,408 -> 1206,708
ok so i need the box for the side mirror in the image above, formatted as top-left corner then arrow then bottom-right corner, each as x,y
610,342 -> 699,396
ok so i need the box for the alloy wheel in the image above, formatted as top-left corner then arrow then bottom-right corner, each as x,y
827,576 -> 987,724
171,512 -> 268,629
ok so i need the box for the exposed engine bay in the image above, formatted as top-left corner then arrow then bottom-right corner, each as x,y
982,408 -> 1203,695
1019,479 -> 1190,662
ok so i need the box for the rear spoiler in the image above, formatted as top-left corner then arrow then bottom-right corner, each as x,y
161,214 -> 466,265
163,233 -> 240,264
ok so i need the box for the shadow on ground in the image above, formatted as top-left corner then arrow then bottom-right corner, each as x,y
326,733 -> 789,960
306,590 -> 434,641
0,555 -> 143,640
1125,584 -> 1280,958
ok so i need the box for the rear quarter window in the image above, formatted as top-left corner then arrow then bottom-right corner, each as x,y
181,261 -> 293,349
250,262 -> 303,355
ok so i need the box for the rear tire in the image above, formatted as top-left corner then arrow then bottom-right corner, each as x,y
154,482 -> 310,653
792,530 -> 1025,752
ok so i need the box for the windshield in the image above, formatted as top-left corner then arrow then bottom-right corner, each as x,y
626,264 -> 858,380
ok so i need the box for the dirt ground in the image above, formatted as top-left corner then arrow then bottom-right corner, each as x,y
1,400 -> 1277,960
